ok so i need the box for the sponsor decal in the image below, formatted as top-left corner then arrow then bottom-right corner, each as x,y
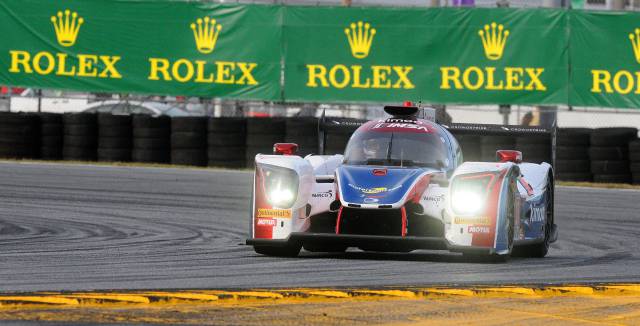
468,225 -> 490,234
348,184 -> 401,194
9,9 -> 122,79
530,205 -> 545,223
454,216 -> 490,225
590,28 -> 640,95
439,22 -> 546,92
147,16 -> 258,85
257,208 -> 292,218
372,122 -> 432,133
306,21 -> 415,90
256,218 -> 277,226
423,194 -> 445,203
312,190 -> 333,198
364,197 -> 379,203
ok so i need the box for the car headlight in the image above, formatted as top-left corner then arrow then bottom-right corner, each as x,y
261,165 -> 299,209
450,173 -> 495,216
451,190 -> 484,215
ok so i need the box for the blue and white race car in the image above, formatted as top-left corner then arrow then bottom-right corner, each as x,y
247,104 -> 557,261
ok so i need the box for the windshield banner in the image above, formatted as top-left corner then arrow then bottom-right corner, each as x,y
0,0 -> 282,99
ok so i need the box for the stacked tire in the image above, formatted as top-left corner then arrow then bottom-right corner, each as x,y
480,136 -> 515,162
0,112 -> 39,159
171,117 -> 207,166
285,118 -> 318,158
246,118 -> 285,167
63,113 -> 97,161
515,135 -> 551,164
208,118 -> 246,168
323,118 -> 361,155
97,114 -> 132,162
454,134 -> 481,162
555,128 -> 592,182
589,127 -> 638,183
630,139 -> 640,185
132,115 -> 170,163
38,113 -> 63,160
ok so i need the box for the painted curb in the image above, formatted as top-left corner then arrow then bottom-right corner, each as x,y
1,284 -> 640,308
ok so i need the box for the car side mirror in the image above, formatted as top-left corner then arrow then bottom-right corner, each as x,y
273,143 -> 298,155
496,150 -> 522,163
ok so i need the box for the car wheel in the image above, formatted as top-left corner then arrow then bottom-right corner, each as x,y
523,178 -> 554,258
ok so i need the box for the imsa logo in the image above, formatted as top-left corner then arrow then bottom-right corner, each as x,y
439,22 -> 546,92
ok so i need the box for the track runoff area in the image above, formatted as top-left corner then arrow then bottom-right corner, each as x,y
0,162 -> 639,325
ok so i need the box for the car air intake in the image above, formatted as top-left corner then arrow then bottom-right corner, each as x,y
338,207 -> 402,236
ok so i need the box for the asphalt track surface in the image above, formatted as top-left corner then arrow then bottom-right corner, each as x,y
0,162 -> 639,292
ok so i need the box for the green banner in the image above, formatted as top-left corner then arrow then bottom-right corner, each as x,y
569,11 -> 640,108
0,0 -> 282,100
284,7 -> 568,105
3,1 -> 640,109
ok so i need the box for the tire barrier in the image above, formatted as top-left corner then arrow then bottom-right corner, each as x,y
63,113 -> 97,161
208,117 -> 246,168
1,110 -> 639,184
515,135 -> 552,164
556,128 -> 592,182
589,127 -> 638,184
132,115 -> 170,163
38,113 -> 63,160
630,139 -> 640,185
0,112 -> 39,159
246,118 -> 285,167
97,113 -> 132,162
171,117 -> 207,166
321,117 -> 364,155
453,134 -> 481,162
285,118 -> 319,158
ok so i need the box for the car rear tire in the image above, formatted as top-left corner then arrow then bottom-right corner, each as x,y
253,243 -> 301,257
515,177 -> 554,258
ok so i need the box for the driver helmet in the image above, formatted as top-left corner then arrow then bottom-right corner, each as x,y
363,138 -> 384,159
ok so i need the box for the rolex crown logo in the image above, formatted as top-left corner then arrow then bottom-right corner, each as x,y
478,22 -> 509,61
345,21 -> 376,59
629,28 -> 640,64
51,10 -> 84,47
191,17 -> 222,54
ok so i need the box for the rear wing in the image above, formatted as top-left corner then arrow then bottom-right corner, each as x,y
318,114 -> 556,170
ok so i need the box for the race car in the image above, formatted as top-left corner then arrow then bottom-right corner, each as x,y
246,103 -> 557,261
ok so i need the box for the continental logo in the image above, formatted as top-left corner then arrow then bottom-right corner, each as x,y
454,216 -> 490,225
147,16 -> 258,85
9,9 -> 122,79
440,22 -> 546,92
306,21 -> 414,90
191,17 -> 222,54
590,28 -> 640,95
257,208 -> 292,219
51,10 -> 84,47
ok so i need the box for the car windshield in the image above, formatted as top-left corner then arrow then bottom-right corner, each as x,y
343,121 -> 449,168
